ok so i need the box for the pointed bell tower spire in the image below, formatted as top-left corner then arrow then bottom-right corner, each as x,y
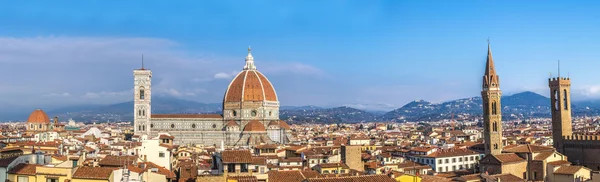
243,46 -> 256,70
483,40 -> 499,90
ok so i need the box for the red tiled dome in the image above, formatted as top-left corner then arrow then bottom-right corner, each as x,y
243,120 -> 266,132
268,120 -> 291,130
224,70 -> 278,103
226,120 -> 239,127
27,109 -> 50,124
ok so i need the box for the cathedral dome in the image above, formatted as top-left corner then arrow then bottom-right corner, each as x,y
243,120 -> 266,132
224,48 -> 278,103
27,109 -> 50,124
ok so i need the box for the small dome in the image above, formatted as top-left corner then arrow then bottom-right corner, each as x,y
243,120 -> 266,132
268,120 -> 291,130
27,109 -> 50,124
226,120 -> 240,127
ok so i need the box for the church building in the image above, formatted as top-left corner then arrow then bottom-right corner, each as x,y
133,48 -> 292,146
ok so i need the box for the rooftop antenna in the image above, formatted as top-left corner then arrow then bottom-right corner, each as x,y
142,55 -> 144,69
558,60 -> 560,78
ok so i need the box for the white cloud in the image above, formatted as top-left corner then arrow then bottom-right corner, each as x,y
83,90 -> 132,98
260,62 -> 325,76
213,71 -> 239,79
574,85 -> 600,99
43,92 -> 72,97
0,36 -> 325,107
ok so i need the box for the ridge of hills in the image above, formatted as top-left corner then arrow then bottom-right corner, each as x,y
2,92 -> 599,123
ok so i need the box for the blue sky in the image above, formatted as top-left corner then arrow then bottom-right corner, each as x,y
1,1 -> 600,111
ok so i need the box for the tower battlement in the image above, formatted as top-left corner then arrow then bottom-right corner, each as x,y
563,134 -> 600,141
549,77 -> 571,86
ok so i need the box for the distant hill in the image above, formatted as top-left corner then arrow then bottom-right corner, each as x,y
382,91 -> 596,122
44,96 -> 223,122
280,106 -> 382,124
3,91 -> 600,123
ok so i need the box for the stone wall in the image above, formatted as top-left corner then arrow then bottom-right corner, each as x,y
563,138 -> 600,171
501,161 -> 527,179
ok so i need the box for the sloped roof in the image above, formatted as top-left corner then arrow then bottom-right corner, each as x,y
554,166 -> 586,175
222,150 -> 252,163
493,153 -> 526,164
268,170 -> 321,182
304,175 -> 396,182
503,144 -> 553,153
8,163 -> 38,175
73,167 -> 117,179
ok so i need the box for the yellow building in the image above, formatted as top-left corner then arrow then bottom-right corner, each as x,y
7,164 -> 72,182
7,164 -> 117,182
394,174 -> 421,182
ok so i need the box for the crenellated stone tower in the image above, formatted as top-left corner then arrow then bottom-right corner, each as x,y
482,42 -> 503,155
549,76 -> 572,153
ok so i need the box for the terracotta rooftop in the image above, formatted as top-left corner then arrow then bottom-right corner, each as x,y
251,157 -> 267,165
73,167 -> 117,180
267,170 -> 321,182
27,109 -> 50,124
150,114 -> 222,119
98,155 -> 138,167
491,173 -> 524,181
503,144 -> 554,153
227,175 -> 258,182
554,166 -> 586,175
8,163 -> 38,175
318,163 -> 350,169
493,153 -> 525,164
226,120 -> 240,127
304,175 -> 396,182
547,160 -> 571,166
533,151 -> 555,161
159,134 -> 175,140
243,120 -> 266,132
222,150 -> 252,164
268,120 -> 291,130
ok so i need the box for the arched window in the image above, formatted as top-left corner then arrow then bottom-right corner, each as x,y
493,144 -> 498,149
30,124 -> 34,129
142,125 -> 145,131
138,110 -> 142,116
491,101 -> 497,115
493,122 -> 497,132
563,89 -> 568,110
140,89 -> 145,100
138,125 -> 142,131
554,90 -> 559,111
142,110 -> 146,116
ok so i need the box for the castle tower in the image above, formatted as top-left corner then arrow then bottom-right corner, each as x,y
482,42 -> 503,155
549,76 -> 572,153
133,61 -> 152,136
